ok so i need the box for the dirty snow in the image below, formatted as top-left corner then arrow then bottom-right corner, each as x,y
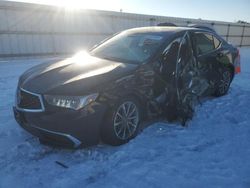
0,49 -> 250,188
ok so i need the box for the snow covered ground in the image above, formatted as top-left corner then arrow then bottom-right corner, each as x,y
0,49 -> 250,188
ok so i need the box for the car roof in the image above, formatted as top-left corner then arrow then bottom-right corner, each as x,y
121,26 -> 227,46
125,26 -> 212,35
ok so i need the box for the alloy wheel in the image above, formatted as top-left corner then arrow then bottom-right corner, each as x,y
113,101 -> 139,140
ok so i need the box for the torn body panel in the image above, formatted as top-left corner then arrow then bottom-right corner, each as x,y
149,32 -> 211,123
102,31 -> 215,124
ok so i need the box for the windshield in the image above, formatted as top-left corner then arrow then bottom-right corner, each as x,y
90,31 -> 166,64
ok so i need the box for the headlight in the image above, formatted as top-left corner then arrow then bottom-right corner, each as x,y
44,93 -> 98,110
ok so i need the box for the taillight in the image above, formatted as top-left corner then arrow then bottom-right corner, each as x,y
235,48 -> 241,74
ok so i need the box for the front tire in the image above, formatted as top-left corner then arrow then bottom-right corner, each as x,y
214,67 -> 233,97
101,97 -> 141,146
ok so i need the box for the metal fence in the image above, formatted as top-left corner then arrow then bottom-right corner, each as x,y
0,1 -> 249,58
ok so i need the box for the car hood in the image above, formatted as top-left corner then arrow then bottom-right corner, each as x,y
19,52 -> 138,95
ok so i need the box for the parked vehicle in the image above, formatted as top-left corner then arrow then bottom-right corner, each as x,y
13,26 -> 240,148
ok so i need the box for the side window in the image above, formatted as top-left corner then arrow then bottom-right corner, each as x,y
162,37 -> 181,64
160,37 -> 181,74
178,34 -> 193,65
195,33 -> 215,55
213,36 -> 221,49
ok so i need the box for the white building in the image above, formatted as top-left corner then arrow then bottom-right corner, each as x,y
0,1 -> 249,57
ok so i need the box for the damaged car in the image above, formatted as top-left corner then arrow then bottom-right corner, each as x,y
13,26 -> 240,148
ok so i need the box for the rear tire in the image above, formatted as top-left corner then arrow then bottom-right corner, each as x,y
214,67 -> 232,97
101,96 -> 141,146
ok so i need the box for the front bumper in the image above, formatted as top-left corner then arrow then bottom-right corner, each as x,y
13,102 -> 107,148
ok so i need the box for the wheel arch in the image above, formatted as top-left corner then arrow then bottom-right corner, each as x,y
100,92 -> 144,145
99,90 -> 146,127
125,92 -> 146,119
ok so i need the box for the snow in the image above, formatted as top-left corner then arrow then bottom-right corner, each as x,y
0,49 -> 250,188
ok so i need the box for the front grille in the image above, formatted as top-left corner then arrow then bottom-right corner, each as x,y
16,88 -> 44,112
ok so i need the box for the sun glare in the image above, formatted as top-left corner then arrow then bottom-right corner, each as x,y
16,0 -> 120,12
45,0 -> 118,11
57,0 -> 85,10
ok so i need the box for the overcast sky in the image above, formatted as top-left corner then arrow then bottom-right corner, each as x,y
6,0 -> 250,23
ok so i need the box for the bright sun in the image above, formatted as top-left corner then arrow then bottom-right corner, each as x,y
57,0 -> 87,10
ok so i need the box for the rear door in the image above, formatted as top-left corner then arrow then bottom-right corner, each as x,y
191,31 -> 226,87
